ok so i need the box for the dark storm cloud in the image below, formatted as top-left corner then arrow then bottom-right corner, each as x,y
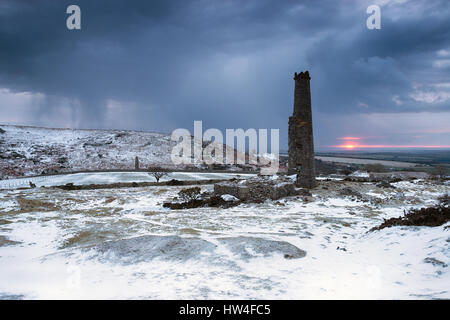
308,0 -> 450,115
0,0 -> 449,148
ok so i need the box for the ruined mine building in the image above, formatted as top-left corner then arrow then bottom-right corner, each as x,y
288,70 -> 316,188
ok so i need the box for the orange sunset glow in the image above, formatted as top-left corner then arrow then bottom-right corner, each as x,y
331,137 -> 450,150
337,137 -> 361,141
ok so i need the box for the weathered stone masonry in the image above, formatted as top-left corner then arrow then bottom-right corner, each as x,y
288,71 -> 316,188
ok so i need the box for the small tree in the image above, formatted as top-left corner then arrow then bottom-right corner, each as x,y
147,166 -> 169,182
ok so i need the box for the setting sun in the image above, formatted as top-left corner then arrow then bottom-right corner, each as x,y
331,136 -> 450,150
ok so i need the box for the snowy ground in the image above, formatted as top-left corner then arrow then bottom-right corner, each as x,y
0,125 -> 177,178
0,174 -> 449,299
0,125 -> 245,179
315,156 -> 420,168
0,172 -> 255,189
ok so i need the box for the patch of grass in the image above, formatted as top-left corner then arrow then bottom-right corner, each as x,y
153,188 -> 168,195
178,228 -> 201,235
60,231 -> 93,248
0,219 -> 12,225
66,207 -> 120,216
103,197 -> 117,204
60,230 -> 116,249
0,235 -> 20,247
16,197 -> 59,212
143,211 -> 160,216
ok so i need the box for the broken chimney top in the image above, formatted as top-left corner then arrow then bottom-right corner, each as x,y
293,71 -> 311,81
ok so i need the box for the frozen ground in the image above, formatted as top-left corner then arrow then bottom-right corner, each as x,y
0,175 -> 449,299
0,125 -> 245,179
315,156 -> 419,168
0,172 -> 255,189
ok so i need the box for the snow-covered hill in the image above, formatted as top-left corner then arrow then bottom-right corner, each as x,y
0,125 -> 244,179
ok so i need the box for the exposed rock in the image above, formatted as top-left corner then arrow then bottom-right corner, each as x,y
114,132 -> 128,139
339,187 -> 362,198
163,199 -> 204,209
0,128 -> 5,134
370,204 -> 450,231
376,180 -> 395,188
218,236 -> 306,260
221,194 -> 239,202
303,196 -> 315,203
213,176 -> 307,203
438,194 -> 450,206
95,235 -> 216,264
424,257 -> 448,268
207,195 -> 240,208
344,176 -> 370,182
41,168 -> 60,175
163,194 -> 241,209
166,179 -> 183,186
10,152 -> 25,159
83,140 -> 113,147
91,235 -> 306,265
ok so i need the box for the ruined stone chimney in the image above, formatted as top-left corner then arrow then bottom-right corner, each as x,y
135,156 -> 139,170
288,71 -> 316,188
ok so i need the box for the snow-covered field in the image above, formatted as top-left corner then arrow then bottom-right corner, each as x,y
0,174 -> 448,299
0,125 -> 176,178
0,172 -> 255,189
316,156 -> 419,168
0,125 -> 246,179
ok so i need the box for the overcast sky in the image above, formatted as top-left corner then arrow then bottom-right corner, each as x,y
0,0 -> 449,150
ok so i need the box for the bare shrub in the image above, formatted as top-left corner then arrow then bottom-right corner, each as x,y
147,166 -> 169,182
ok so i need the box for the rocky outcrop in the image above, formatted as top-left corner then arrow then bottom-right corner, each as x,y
92,235 -> 307,264
95,235 -> 216,264
370,202 -> 450,231
339,187 -> 362,198
213,176 -> 310,203
163,194 -> 241,209
218,236 -> 306,260
163,176 -> 311,209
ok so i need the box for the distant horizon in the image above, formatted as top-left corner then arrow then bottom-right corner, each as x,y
2,122 -> 450,154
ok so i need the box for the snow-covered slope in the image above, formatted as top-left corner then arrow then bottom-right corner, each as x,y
0,125 -> 249,179
0,177 -> 448,299
0,125 -> 178,178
